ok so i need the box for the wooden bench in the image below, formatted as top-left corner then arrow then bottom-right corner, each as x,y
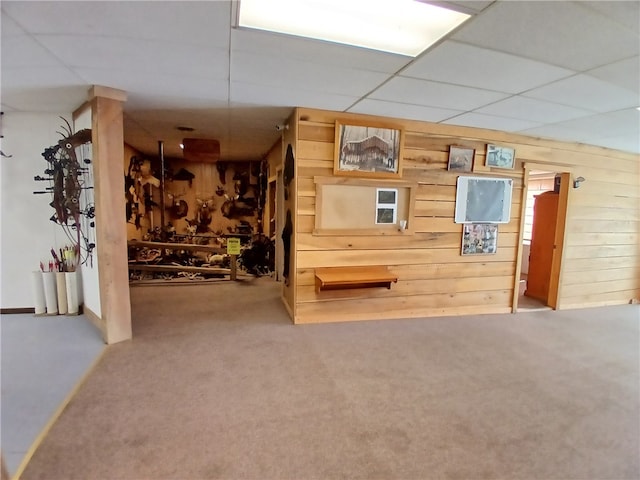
315,266 -> 398,293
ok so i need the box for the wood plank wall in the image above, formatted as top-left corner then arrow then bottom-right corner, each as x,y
290,108 -> 639,324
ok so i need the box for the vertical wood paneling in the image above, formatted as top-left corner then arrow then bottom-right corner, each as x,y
290,108 -> 639,324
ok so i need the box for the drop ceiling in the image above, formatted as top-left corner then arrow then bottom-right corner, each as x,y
1,1 -> 639,161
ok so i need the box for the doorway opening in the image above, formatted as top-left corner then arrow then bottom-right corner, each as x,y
516,168 -> 571,312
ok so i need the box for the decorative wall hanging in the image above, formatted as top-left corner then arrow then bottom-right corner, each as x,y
447,145 -> 474,172
34,118 -> 95,265
461,224 -> 498,255
486,144 -> 515,169
454,176 -> 513,224
216,162 -> 228,184
282,209 -> 293,283
334,120 -> 403,178
284,143 -> 295,200
172,167 -> 195,186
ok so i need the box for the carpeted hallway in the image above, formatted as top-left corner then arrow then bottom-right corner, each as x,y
20,277 -> 640,479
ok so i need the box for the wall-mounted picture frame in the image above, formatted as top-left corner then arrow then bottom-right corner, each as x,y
334,120 -> 403,179
454,176 -> 513,224
447,145 -> 474,172
375,188 -> 398,224
461,223 -> 498,255
486,144 -> 515,169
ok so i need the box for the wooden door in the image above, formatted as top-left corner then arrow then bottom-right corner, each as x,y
525,191 -> 559,303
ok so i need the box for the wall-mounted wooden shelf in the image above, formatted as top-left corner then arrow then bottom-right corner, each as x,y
315,266 -> 398,293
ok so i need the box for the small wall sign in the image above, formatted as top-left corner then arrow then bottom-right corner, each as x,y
226,237 -> 241,255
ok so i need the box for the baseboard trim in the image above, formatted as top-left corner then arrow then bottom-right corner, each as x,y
1,308 -> 35,314
1,306 -> 86,315
280,295 -> 295,324
83,305 -> 107,343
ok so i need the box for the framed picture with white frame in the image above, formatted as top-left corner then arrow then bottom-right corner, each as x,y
375,188 -> 398,224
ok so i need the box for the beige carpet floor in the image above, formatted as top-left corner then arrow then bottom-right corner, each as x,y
21,277 -> 640,479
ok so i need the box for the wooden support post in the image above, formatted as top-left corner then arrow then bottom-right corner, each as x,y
89,86 -> 132,344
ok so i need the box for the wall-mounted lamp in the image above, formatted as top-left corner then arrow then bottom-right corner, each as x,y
573,176 -> 586,189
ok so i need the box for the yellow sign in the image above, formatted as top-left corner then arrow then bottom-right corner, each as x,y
226,237 -> 241,255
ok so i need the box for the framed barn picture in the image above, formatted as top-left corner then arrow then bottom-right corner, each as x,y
486,144 -> 515,169
334,120 -> 403,178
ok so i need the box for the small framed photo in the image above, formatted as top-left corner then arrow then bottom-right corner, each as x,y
447,145 -> 474,172
335,120 -> 403,179
461,223 -> 498,255
375,188 -> 398,224
486,144 -> 515,169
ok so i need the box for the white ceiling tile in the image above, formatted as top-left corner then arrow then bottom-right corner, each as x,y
430,1 -> 494,15
126,109 -> 232,132
123,94 -> 229,112
0,86 -> 87,112
520,109 -> 640,152
549,109 -> 640,137
37,35 -> 229,81
518,124 -> 595,144
586,56 -> 640,94
231,81 -> 358,111
370,77 -> 509,110
402,41 -> 574,93
475,96 -> 593,124
442,112 -> 542,132
599,108 -> 640,133
0,11 -> 27,36
2,1 -> 231,47
231,28 -> 411,74
580,1 -> 640,34
231,51 -> 390,97
453,1 -> 639,71
75,68 -> 230,105
2,67 -> 84,89
588,135 -> 640,154
523,74 -> 639,113
348,98 -> 463,123
226,105 -> 294,131
1,34 -> 64,68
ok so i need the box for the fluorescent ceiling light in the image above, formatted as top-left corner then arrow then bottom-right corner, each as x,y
237,0 -> 471,57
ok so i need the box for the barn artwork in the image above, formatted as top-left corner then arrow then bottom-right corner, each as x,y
334,121 -> 403,178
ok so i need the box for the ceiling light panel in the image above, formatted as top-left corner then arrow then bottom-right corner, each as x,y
237,0 -> 471,57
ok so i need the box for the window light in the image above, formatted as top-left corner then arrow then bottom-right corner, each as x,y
236,0 -> 471,57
